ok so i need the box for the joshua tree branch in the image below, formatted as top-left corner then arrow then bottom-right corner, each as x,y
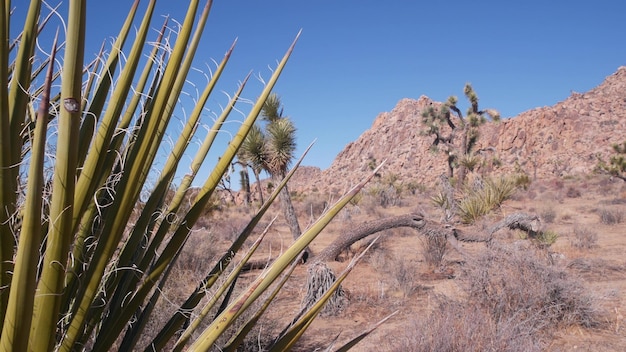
313,213 -> 427,263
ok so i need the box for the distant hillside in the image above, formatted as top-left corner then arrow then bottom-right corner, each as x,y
290,66 -> 626,195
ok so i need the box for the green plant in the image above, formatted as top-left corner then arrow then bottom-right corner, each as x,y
430,191 -> 449,209
536,229 -> 559,247
597,141 -> 626,181
421,84 -> 500,186
458,176 -> 517,223
459,152 -> 481,172
514,172 -> 532,190
238,93 -> 303,246
0,2 -> 377,350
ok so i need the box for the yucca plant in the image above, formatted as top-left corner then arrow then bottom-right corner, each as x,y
1,1 -> 380,350
458,176 -> 517,223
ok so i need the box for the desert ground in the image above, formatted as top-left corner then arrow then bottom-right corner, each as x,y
154,173 -> 626,351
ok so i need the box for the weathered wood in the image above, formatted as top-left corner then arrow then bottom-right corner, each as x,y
313,213 -> 426,263
488,212 -> 541,238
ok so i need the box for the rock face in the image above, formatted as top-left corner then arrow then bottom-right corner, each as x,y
295,66 -> 626,195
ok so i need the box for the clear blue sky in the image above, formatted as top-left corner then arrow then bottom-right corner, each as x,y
12,1 -> 626,180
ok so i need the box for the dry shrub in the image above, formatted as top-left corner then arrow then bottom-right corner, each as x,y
389,300 -> 542,352
175,241 -> 216,276
386,257 -> 421,297
539,206 -> 557,223
566,186 -> 582,198
463,244 -> 598,330
393,244 -> 599,352
206,212 -> 258,242
298,194 -> 329,222
598,207 -> 624,225
359,193 -> 385,216
348,280 -> 389,309
570,226 -> 598,249
566,258 -> 626,281
369,250 -> 421,298
364,181 -> 404,208
420,233 -> 448,270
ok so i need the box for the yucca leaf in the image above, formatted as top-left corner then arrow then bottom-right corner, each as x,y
172,217 -> 276,351
72,0 -> 152,232
148,141 -> 313,350
0,31 -> 57,352
133,59 -> 244,277
64,17 -> 170,290
189,162 -> 385,349
30,1 -> 85,350
58,2 -> 205,349
76,0 -> 141,167
139,27 -> 301,302
269,238 -> 381,352
222,251 -> 304,352
333,311 -> 399,352
1,0 -> 42,326
0,0 -> 13,330
97,57 -> 243,348
80,40 -> 105,112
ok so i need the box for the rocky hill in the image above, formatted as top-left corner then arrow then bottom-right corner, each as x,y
291,66 -> 626,195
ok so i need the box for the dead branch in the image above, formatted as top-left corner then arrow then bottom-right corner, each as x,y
488,212 -> 541,239
313,213 -> 427,263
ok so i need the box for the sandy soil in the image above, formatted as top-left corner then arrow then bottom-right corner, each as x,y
250,175 -> 626,351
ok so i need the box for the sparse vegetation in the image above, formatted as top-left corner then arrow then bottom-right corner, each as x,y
420,232 -> 449,269
5,3 -> 621,350
598,207 -> 625,225
535,229 -> 560,247
571,226 -> 598,249
540,205 -> 558,223
390,244 -> 599,352
385,256 -> 421,297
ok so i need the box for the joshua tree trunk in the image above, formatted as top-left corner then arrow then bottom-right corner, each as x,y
252,168 -> 264,205
273,173 -> 311,260
313,213 -> 426,263
456,124 -> 470,189
239,169 -> 251,206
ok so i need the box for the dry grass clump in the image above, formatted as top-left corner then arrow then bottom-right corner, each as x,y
464,245 -> 598,329
368,250 -> 422,298
420,233 -> 449,270
566,186 -> 582,198
570,226 -> 598,249
391,244 -> 599,351
539,206 -> 557,223
566,257 -> 626,278
597,207 -> 624,225
386,257 -> 421,297
388,300 -> 543,352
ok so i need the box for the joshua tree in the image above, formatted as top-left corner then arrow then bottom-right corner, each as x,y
237,124 -> 267,204
422,84 -> 500,187
238,93 -> 307,256
261,94 -> 302,237
597,141 -> 626,181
